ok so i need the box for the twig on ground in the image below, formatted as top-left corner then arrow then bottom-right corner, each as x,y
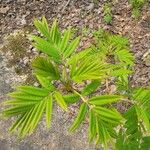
61,0 -> 72,13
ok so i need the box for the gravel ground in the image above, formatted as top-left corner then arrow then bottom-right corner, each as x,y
0,0 -> 150,150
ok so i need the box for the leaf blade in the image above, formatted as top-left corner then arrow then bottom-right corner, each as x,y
46,95 -> 53,128
54,92 -> 68,111
69,103 -> 88,132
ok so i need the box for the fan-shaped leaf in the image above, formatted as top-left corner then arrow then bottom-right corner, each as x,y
2,84 -> 53,137
71,56 -> 108,82
114,49 -> 134,65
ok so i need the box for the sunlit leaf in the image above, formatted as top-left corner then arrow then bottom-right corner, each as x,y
54,92 -> 68,111
89,95 -> 122,106
69,103 -> 88,132
32,57 -> 60,80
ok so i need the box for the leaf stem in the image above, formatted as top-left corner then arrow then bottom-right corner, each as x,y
73,90 -> 87,103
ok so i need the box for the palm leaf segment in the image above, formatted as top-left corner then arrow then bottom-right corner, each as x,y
68,49 -> 109,83
69,94 -> 124,149
3,85 -> 53,137
2,75 -> 69,137
32,17 -> 80,62
1,17 -> 83,137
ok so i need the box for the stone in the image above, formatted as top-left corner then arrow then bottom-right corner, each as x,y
86,3 -> 95,11
0,6 -> 9,14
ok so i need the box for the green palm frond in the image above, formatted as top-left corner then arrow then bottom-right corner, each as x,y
63,36 -> 80,58
133,88 -> 150,107
34,17 -> 51,41
68,48 -> 91,65
60,28 -> 72,53
89,110 -> 97,142
116,88 -> 150,149
3,85 -> 54,137
93,30 -> 134,67
88,106 -> 123,149
114,48 -> 134,65
32,18 -> 80,62
108,34 -> 129,47
93,107 -> 123,122
70,55 -> 108,82
92,30 -> 134,86
116,106 -> 142,149
133,88 -> 150,132
49,19 -> 61,44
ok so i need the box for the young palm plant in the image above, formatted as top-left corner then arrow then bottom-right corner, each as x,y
2,17 -> 150,150
129,0 -> 147,18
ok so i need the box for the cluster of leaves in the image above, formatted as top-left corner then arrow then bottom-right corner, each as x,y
2,17 -> 150,150
116,88 -> 150,150
103,2 -> 113,24
129,0 -> 147,18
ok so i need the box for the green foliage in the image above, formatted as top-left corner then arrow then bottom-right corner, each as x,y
129,0 -> 147,18
2,17 -> 150,150
3,85 -> 54,137
116,88 -> 150,150
54,91 -> 68,111
70,54 -> 108,82
93,29 -> 134,96
103,2 -> 113,24
32,57 -> 60,80
69,103 -> 88,132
